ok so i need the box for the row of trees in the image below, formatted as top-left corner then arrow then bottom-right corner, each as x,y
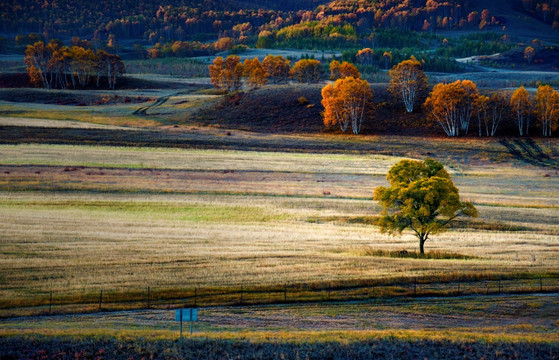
209,55 -> 292,91
425,81 -> 559,137
24,41 -> 125,90
208,54 -> 558,137
209,55 -> 357,91
323,58 -> 558,137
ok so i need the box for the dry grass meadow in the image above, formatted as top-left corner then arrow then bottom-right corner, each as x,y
0,143 -> 557,313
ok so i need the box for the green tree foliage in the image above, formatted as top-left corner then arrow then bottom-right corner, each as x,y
374,159 -> 477,254
434,33 -> 515,58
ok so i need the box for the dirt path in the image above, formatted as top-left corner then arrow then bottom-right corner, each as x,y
0,116 -> 138,130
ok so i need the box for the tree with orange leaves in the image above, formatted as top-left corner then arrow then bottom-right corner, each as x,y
330,60 -> 360,80
424,80 -> 479,136
209,56 -> 225,89
209,55 -> 243,92
321,76 -> 373,134
524,46 -> 535,63
242,57 -> 267,88
214,37 -> 234,52
388,57 -> 428,113
510,86 -> 533,136
262,55 -> 290,84
340,62 -> 360,79
536,85 -> 559,137
291,59 -> 322,83
356,48 -> 374,66
68,46 -> 96,88
329,60 -> 341,80
24,41 -> 50,88
383,51 -> 392,69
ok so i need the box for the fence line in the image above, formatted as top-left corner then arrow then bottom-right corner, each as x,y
2,275 -> 558,317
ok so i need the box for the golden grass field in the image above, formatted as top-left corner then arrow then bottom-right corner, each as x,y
0,143 -> 557,312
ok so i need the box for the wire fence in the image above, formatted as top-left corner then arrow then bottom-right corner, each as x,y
3,275 -> 558,317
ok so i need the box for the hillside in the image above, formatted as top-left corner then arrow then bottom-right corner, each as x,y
1,0 -> 557,48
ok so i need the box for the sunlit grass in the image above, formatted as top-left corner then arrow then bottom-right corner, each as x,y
0,144 -> 557,315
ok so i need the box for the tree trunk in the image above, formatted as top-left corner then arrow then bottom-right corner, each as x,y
419,237 -> 426,254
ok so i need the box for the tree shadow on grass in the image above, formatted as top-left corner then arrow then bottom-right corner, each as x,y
500,138 -> 559,169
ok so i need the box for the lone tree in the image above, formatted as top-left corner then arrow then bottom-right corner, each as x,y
374,159 -> 477,254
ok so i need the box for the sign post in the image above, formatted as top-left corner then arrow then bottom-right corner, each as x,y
175,308 -> 198,337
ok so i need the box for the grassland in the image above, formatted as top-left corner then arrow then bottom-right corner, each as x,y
0,144 -> 557,315
0,71 -> 558,357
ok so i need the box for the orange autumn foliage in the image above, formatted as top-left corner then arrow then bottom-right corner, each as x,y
424,80 -> 479,136
322,76 -> 373,134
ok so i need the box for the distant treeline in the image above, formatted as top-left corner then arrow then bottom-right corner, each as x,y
519,0 -> 559,29
1,0 -> 520,48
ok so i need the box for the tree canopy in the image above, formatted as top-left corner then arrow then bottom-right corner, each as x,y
373,159 -> 477,254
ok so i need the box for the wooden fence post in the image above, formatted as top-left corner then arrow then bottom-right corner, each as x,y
540,277 -> 543,292
284,283 -> 287,303
99,290 -> 103,311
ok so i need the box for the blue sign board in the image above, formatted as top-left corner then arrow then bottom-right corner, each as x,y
175,308 -> 198,322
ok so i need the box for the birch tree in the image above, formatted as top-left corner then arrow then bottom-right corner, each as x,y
322,77 -> 373,134
388,57 -> 428,113
536,85 -> 559,137
424,80 -> 479,136
476,94 -> 506,137
510,86 -> 533,136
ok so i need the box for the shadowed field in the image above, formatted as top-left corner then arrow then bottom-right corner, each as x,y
1,294 -> 557,342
